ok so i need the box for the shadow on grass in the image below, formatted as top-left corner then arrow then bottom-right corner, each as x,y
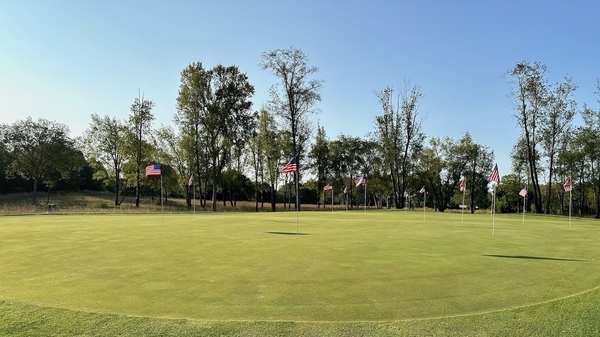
483,254 -> 584,262
266,231 -> 310,236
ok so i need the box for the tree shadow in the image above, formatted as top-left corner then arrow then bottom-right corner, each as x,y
483,254 -> 584,262
266,231 -> 310,236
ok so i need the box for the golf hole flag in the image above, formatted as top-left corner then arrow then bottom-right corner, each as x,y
519,188 -> 528,197
145,164 -> 162,176
355,174 -> 366,187
282,157 -> 297,174
563,176 -> 573,192
489,164 -> 500,184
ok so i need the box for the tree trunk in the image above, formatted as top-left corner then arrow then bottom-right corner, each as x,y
114,169 -> 120,206
32,178 -> 38,205
271,184 -> 276,211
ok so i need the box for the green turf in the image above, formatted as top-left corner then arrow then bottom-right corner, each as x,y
0,210 -> 599,335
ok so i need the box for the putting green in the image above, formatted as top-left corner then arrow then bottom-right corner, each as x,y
0,211 -> 598,321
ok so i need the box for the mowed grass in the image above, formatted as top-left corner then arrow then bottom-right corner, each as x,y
1,210 -> 599,336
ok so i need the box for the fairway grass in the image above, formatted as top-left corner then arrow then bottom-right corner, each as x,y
1,210 -> 599,335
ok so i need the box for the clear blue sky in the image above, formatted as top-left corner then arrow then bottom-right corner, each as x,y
1,1 -> 599,177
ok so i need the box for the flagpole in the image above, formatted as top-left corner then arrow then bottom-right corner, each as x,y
423,191 -> 426,220
295,172 -> 299,237
522,193 -> 526,225
492,187 -> 495,236
461,188 -> 465,223
192,176 -> 196,214
331,188 -> 334,213
160,174 -> 164,222
364,180 -> 367,215
569,183 -> 572,228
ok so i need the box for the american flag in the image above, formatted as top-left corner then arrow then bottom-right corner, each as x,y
403,190 -> 409,197
489,164 -> 500,184
563,176 -> 573,192
519,188 -> 528,197
419,186 -> 426,194
343,186 -> 348,194
281,157 -> 297,174
459,179 -> 466,192
145,164 -> 162,176
323,183 -> 333,191
355,174 -> 366,187
188,174 -> 194,186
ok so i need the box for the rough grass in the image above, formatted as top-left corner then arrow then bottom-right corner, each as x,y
0,210 -> 599,336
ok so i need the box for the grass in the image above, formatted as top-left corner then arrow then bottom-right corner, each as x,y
0,210 -> 599,335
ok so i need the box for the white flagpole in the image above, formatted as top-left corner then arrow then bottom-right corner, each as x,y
492,186 -> 496,236
295,172 -> 299,237
193,179 -> 196,214
331,188 -> 334,212
161,174 -> 164,222
569,183 -> 572,227
423,191 -> 426,220
363,180 -> 367,215
522,192 -> 526,224
461,186 -> 466,223
522,189 -> 527,224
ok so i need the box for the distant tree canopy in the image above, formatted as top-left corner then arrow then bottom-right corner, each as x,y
2,56 -> 599,216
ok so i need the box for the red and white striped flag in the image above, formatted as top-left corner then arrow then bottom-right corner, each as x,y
281,157 -> 297,174
459,179 -> 466,192
323,183 -> 333,191
419,186 -> 426,194
355,174 -> 366,187
563,176 -> 573,192
489,164 -> 500,184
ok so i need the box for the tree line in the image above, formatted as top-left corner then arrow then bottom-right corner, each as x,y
1,50 -> 599,216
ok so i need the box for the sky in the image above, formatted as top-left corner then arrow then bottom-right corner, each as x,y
1,0 -> 599,178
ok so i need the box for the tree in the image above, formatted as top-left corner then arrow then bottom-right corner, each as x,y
374,83 -> 425,208
507,61 -> 548,213
418,134 -> 480,212
2,117 -> 82,205
84,114 -> 129,206
176,62 -> 255,211
128,93 -> 155,208
540,78 -> 577,214
155,126 -> 193,208
309,125 -> 330,208
580,79 -> 600,218
261,47 -> 322,210
257,108 -> 285,211
461,133 -> 494,213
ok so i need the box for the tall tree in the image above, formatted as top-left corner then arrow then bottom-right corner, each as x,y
261,47 -> 322,210
461,133 -> 494,213
580,79 -> 600,218
128,93 -> 155,208
309,125 -> 330,208
507,61 -> 548,213
2,117 -> 82,205
374,83 -> 424,208
418,134 -> 477,212
84,114 -> 129,206
540,78 -> 577,214
176,62 -> 255,211
155,126 -> 193,208
257,108 -> 284,211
